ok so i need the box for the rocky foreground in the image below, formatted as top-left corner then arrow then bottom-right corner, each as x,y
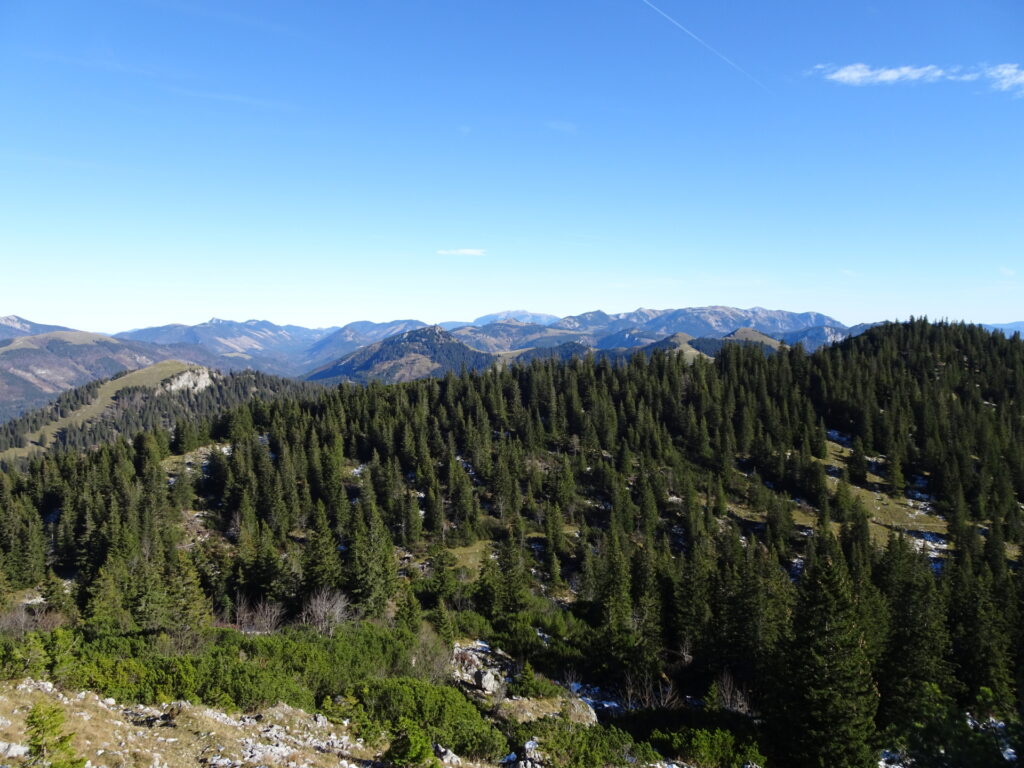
0,678 -> 381,768
0,672 -> 597,768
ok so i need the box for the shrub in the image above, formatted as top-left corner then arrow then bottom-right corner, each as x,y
649,727 -> 767,768
24,701 -> 86,768
510,717 -> 660,768
508,662 -> 564,699
383,718 -> 441,767
353,677 -> 506,759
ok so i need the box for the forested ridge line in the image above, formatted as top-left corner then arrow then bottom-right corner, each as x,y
0,319 -> 1022,767
0,367 -> 319,462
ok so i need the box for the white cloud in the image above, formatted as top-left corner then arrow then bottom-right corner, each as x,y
436,248 -> 486,257
814,62 -> 1024,96
999,266 -> 1016,277
987,63 -> 1024,93
824,63 -> 947,85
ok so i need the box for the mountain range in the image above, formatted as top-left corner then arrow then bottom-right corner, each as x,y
1,307 -> 1020,421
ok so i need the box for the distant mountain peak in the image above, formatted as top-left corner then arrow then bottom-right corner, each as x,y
473,310 -> 560,326
0,315 -> 74,341
0,315 -> 30,331
307,324 -> 494,384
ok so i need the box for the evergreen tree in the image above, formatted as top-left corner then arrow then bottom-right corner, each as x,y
83,559 -> 135,639
23,702 -> 86,768
303,502 -> 344,597
778,527 -> 878,767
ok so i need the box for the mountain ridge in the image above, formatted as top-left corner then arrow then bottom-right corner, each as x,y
3,309 -> 1020,421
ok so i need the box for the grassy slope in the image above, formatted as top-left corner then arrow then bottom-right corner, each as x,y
730,440 -> 949,549
0,330 -> 109,355
0,360 -> 194,463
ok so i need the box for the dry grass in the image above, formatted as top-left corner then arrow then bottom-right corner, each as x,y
449,539 -> 489,573
729,440 -> 950,548
0,360 -> 195,463
0,680 -> 376,768
817,440 -> 947,545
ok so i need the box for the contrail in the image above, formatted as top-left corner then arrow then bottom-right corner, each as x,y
640,0 -> 769,91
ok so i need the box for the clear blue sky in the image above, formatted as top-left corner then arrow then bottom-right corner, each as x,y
1,0 -> 1021,331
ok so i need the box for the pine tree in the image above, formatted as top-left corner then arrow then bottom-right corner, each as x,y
168,554 -> 213,646
303,502 -> 344,597
0,550 -> 10,613
778,527 -> 878,767
24,702 -> 86,768
83,558 -> 136,639
349,499 -> 397,618
395,581 -> 423,635
876,537 -> 951,736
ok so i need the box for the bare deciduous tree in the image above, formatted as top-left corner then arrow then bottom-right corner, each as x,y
299,589 -> 353,636
715,667 -> 754,716
620,670 -> 681,711
235,596 -> 286,634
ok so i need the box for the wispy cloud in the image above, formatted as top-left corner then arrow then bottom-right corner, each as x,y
437,248 -> 486,257
999,267 -> 1016,277
987,64 -> 1024,93
26,49 -> 290,109
143,0 -> 296,37
813,63 -> 1024,95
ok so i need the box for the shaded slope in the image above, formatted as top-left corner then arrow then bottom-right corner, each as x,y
307,326 -> 496,384
0,331 -> 225,421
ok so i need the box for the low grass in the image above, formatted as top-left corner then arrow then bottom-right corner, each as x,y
729,440 -> 950,548
0,681 -> 371,768
450,539 -> 490,573
819,440 -> 947,545
0,360 -> 195,463
0,331 -> 109,356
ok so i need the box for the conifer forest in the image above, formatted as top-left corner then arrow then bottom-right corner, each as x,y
1,319 -> 1023,767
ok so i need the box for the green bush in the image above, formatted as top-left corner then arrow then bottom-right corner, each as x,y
353,677 -> 506,759
384,717 -> 441,767
649,727 -> 767,768
5,624 -> 420,713
510,717 -> 660,768
452,609 -> 493,639
508,662 -> 564,699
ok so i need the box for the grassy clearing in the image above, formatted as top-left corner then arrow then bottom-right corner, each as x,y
0,331 -> 109,356
450,539 -> 489,573
729,440 -> 949,548
817,440 -> 947,545
0,360 -> 195,463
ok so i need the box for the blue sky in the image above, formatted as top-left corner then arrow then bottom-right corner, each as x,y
1,0 -> 1021,331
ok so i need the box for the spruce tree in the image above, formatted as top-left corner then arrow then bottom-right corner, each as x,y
303,502 -> 344,597
778,526 -> 878,767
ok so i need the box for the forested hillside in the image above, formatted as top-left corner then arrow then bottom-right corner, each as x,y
0,320 -> 1021,767
0,367 -> 319,465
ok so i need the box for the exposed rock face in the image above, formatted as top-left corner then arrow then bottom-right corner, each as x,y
434,743 -> 463,765
513,739 -> 546,768
162,367 -> 214,393
475,669 -> 502,695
